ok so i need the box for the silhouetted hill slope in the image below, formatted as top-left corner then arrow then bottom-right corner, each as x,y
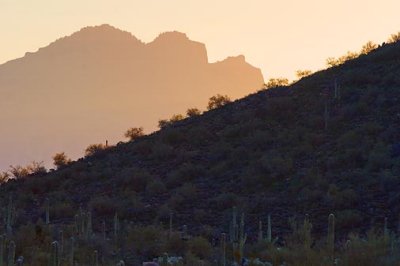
2,40 -> 400,244
0,24 -> 263,169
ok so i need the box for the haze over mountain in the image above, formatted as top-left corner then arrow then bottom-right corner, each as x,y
0,24 -> 264,170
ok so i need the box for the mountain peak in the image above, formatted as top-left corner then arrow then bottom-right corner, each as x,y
69,24 -> 143,44
152,31 -> 189,43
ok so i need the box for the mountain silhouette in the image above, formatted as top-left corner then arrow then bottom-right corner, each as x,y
0,24 -> 264,169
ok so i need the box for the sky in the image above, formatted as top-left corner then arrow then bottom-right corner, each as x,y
0,0 -> 399,81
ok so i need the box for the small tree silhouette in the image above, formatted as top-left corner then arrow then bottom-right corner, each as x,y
124,127 -> 144,141
85,144 -> 106,156
52,152 -> 71,169
186,108 -> 201,117
207,94 -> 231,110
264,78 -> 289,89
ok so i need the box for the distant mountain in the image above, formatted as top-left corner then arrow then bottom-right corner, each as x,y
0,24 -> 264,169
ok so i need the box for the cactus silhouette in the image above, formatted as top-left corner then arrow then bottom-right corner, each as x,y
327,213 -> 335,260
8,241 -> 15,266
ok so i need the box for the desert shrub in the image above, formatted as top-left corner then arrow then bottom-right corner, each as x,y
296,69 -> 312,79
162,128 -> 186,146
90,196 -> 117,216
186,108 -> 201,117
152,143 -> 175,159
210,193 -> 239,211
50,201 -> 75,220
258,152 -> 293,179
387,31 -> 400,43
84,143 -> 106,156
118,168 -> 151,192
298,187 -> 324,208
124,127 -> 144,141
207,94 -> 231,110
360,41 -> 378,55
187,236 -> 212,259
146,179 -> 167,196
166,163 -> 203,188
186,125 -> 216,146
245,129 -> 273,150
193,209 -> 208,223
176,183 -> 197,199
170,114 -> 185,123
185,252 -> 212,266
117,191 -> 145,218
52,152 -> 71,169
168,193 -> 185,210
9,161 -> 47,179
264,78 -> 289,88
158,119 -> 170,129
343,230 -> 392,266
165,232 -> 186,256
336,209 -> 363,230
156,204 -> 171,221
135,141 -> 153,156
367,142 -> 391,171
128,225 -> 166,259
0,171 -> 10,183
159,114 -> 185,129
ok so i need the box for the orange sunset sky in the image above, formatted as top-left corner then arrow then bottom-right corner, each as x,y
0,0 -> 399,80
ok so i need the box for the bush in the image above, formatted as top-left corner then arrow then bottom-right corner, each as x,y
9,161 -> 47,179
186,108 -> 201,117
89,196 -> 117,216
146,179 -> 167,196
187,236 -> 212,259
207,94 -> 231,110
84,143 -> 106,156
52,152 -> 71,169
0,171 -> 10,183
264,78 -> 289,88
124,127 -> 144,141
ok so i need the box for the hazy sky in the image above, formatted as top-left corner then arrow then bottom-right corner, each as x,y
0,0 -> 399,80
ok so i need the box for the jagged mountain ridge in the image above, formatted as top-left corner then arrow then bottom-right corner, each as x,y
0,24 -> 264,169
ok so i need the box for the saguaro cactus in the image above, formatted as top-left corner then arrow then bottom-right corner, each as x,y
70,237 -> 75,266
6,196 -> 15,235
327,213 -> 335,259
181,225 -> 188,240
257,220 -> 263,243
102,220 -> 106,241
59,230 -> 64,255
16,256 -> 24,266
303,215 -> 313,249
334,79 -> 341,106
51,241 -> 60,266
229,207 -> 239,243
45,198 -> 50,225
74,214 -> 80,236
0,235 -> 4,266
8,241 -> 15,266
93,250 -> 99,266
238,213 -> 247,260
114,212 -> 120,240
116,260 -> 125,266
86,211 -> 93,240
231,210 -> 247,264
384,217 -> 389,239
221,233 -> 226,266
267,214 -> 272,243
169,212 -> 173,238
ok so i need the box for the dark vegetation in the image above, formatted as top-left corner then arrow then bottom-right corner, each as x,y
0,33 -> 400,265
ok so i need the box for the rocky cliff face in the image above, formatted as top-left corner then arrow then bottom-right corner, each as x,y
0,24 -> 264,169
